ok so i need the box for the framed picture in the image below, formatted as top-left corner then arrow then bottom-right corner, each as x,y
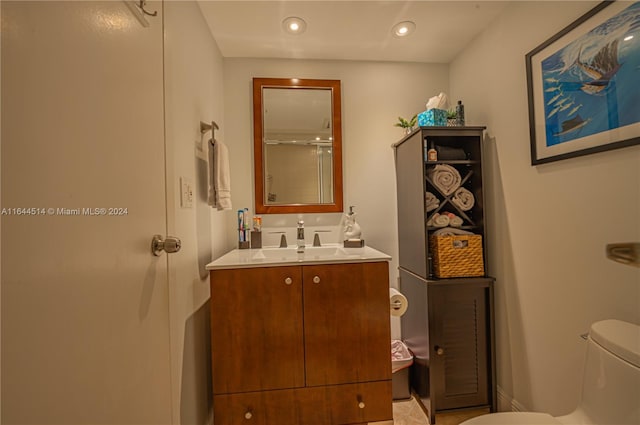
526,1 -> 640,165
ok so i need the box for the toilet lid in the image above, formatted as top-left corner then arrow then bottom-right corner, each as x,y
461,412 -> 561,425
590,319 -> 640,367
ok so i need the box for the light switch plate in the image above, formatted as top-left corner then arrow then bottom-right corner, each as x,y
180,177 -> 194,209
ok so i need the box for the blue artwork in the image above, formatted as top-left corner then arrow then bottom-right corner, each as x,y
541,2 -> 640,147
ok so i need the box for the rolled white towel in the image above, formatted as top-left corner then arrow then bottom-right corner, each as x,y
449,214 -> 464,227
451,187 -> 475,211
437,211 -> 463,227
432,227 -> 474,236
427,213 -> 450,228
425,191 -> 440,212
427,164 -> 461,196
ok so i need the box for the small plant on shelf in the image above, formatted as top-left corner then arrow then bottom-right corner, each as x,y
447,109 -> 458,126
395,115 -> 417,134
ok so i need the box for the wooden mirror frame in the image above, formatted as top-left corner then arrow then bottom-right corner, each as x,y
253,77 -> 343,214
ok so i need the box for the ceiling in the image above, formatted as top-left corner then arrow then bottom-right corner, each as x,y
197,1 -> 511,63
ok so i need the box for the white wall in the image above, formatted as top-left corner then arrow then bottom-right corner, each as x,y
450,1 -> 640,415
223,58 -> 449,338
164,2 -> 230,424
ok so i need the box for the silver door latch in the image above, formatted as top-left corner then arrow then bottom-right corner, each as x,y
151,235 -> 181,256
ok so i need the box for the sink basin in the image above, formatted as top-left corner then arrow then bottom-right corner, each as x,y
252,246 -> 346,260
206,244 -> 391,270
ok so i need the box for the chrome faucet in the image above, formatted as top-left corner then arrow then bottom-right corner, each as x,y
297,220 -> 305,253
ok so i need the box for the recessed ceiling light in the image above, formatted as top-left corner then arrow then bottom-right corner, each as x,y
282,16 -> 307,35
392,21 -> 416,37
624,35 -> 634,41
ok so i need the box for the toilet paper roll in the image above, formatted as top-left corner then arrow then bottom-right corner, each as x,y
389,287 -> 408,317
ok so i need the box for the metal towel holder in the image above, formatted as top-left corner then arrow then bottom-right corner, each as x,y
199,121 -> 220,153
606,242 -> 640,267
200,121 -> 219,139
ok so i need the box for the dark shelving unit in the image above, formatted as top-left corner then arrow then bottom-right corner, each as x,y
393,126 -> 496,424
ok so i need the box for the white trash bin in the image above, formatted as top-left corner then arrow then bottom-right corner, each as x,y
391,339 -> 413,400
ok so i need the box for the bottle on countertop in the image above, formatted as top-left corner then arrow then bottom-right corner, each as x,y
456,100 -> 465,126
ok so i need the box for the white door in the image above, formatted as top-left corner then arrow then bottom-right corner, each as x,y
1,1 -> 173,423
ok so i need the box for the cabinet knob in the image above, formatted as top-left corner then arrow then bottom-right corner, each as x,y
358,401 -> 365,409
435,346 -> 445,355
313,276 -> 321,284
244,410 -> 253,420
284,277 -> 293,285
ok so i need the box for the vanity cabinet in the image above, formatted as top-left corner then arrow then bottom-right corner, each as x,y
393,127 -> 496,423
210,261 -> 392,425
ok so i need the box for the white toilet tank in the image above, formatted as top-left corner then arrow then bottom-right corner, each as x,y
558,319 -> 640,425
462,320 -> 639,425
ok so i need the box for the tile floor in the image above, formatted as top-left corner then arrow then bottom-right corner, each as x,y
381,396 -> 489,425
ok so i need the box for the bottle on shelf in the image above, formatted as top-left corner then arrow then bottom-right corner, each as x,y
427,141 -> 438,162
456,100 -> 465,126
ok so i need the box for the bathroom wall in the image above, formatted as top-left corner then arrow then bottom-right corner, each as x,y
164,2 -> 230,424
450,1 -> 640,416
223,58 -> 449,338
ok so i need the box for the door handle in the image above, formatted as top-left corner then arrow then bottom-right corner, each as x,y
151,235 -> 182,256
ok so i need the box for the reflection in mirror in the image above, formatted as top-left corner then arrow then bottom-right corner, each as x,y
253,78 -> 343,214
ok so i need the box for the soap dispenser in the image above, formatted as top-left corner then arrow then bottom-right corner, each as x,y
343,206 -> 364,247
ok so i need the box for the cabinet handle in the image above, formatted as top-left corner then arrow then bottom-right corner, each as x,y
313,275 -> 321,284
358,401 -> 365,409
284,277 -> 293,285
435,346 -> 445,355
244,410 -> 253,420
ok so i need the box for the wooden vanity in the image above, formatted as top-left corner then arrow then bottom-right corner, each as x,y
207,247 -> 393,425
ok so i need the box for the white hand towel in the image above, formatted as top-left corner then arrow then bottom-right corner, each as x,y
427,213 -> 450,228
427,164 -> 461,196
425,191 -> 440,212
432,227 -> 474,236
449,213 -> 464,227
451,187 -> 475,211
208,139 -> 232,210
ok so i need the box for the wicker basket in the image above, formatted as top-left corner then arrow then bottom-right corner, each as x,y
430,234 -> 484,278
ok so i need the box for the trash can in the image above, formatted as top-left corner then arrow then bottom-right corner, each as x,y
391,339 -> 413,400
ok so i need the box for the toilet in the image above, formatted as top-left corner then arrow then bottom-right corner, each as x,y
462,319 -> 640,425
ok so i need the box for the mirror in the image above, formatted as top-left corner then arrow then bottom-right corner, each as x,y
253,78 -> 343,214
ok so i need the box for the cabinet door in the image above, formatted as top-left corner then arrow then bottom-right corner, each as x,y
429,283 -> 489,410
210,267 -> 305,394
303,262 -> 391,386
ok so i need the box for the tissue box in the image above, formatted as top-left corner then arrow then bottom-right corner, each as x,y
418,109 -> 447,127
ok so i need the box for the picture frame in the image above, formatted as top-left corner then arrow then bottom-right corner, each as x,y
526,1 -> 640,165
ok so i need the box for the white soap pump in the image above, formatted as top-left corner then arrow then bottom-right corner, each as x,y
343,206 -> 364,247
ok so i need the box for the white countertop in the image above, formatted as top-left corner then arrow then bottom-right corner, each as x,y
206,244 -> 391,270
